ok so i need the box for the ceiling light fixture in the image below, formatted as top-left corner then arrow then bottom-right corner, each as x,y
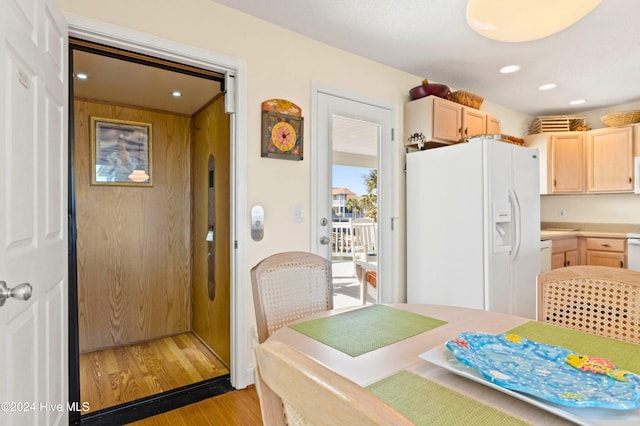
538,83 -> 557,91
171,91 -> 182,97
569,99 -> 586,106
466,0 -> 602,42
499,65 -> 520,74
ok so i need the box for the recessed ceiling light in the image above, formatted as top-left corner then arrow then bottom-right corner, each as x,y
171,91 -> 182,97
75,73 -> 88,80
569,99 -> 586,105
499,65 -> 521,74
538,83 -> 557,91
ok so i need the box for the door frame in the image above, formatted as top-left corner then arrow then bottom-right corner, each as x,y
311,83 -> 401,303
65,11 -> 251,413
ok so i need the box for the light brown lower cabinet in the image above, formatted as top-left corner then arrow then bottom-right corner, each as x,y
551,237 -> 578,269
584,237 -> 626,268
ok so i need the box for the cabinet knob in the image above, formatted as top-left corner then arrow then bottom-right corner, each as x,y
629,177 -> 632,183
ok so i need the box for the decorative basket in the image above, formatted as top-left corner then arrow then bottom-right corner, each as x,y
528,115 -> 586,134
447,90 -> 483,109
601,110 -> 640,127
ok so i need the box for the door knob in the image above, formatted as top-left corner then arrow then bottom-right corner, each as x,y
0,281 -> 32,307
319,236 -> 331,245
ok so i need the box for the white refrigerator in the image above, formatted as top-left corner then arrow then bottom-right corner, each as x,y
406,138 -> 540,319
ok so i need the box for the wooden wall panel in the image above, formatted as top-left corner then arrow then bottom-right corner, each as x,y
75,99 -> 192,353
192,94 -> 231,366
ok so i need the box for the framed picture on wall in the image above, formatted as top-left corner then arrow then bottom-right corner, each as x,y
90,117 -> 153,186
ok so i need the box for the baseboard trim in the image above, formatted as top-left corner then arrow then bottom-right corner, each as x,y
72,374 -> 232,425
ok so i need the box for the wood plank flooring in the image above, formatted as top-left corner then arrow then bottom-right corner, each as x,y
80,332 -> 229,413
127,386 -> 263,425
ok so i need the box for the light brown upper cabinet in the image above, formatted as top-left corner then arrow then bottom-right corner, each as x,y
524,132 -> 584,194
585,126 -> 634,193
404,95 -> 487,146
486,114 -> 501,134
462,107 -> 487,139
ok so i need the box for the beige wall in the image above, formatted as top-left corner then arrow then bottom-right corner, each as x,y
541,194 -> 640,224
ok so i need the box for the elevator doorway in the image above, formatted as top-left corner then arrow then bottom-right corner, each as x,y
69,40 -> 232,423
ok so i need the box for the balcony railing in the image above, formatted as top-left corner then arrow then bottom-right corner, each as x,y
331,221 -> 352,257
331,220 -> 377,258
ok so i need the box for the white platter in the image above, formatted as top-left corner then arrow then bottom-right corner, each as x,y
420,345 -> 640,426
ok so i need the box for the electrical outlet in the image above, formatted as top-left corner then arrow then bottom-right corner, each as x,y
559,209 -> 565,217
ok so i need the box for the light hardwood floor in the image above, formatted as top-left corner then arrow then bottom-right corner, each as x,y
127,386 -> 263,425
80,332 -> 229,413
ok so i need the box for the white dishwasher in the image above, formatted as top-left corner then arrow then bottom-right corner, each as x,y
627,233 -> 640,271
540,240 -> 552,273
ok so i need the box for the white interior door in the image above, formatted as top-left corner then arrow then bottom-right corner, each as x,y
312,85 -> 400,303
0,0 -> 68,424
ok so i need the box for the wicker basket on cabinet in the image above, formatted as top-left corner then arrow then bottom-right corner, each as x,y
447,90 -> 483,109
601,110 -> 640,127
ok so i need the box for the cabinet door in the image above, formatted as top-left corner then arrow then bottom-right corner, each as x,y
432,97 -> 462,143
551,252 -> 566,269
486,114 -> 501,134
565,250 -> 578,267
586,126 -> 633,192
586,251 -> 625,268
550,133 -> 584,193
462,108 -> 486,139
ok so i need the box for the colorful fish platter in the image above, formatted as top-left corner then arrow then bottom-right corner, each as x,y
446,332 -> 640,409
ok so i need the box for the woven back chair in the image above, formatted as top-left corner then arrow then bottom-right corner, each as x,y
251,251 -> 333,343
255,340 -> 414,426
537,265 -> 640,344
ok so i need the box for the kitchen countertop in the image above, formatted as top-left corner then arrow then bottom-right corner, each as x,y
540,222 -> 640,240
540,229 -> 629,240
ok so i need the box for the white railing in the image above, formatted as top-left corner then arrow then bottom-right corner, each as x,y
331,221 -> 352,257
331,220 -> 378,258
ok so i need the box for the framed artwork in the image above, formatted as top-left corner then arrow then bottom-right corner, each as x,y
260,99 -> 303,161
90,117 -> 153,186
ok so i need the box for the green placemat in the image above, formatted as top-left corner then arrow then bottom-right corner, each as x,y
508,321 -> 640,373
289,305 -> 447,357
367,370 -> 530,426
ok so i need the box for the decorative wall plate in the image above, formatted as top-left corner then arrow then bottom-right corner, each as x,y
261,98 -> 303,160
443,332 -> 640,410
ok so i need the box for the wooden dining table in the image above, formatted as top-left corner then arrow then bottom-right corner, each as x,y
264,303 -> 640,425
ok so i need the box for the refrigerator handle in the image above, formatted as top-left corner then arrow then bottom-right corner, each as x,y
510,189 -> 522,260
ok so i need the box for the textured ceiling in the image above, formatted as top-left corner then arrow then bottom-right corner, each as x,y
212,0 -> 640,117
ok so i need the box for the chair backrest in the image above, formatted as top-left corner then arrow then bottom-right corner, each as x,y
537,265 -> 640,344
255,340 -> 414,426
250,251 -> 333,343
351,218 -> 377,262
